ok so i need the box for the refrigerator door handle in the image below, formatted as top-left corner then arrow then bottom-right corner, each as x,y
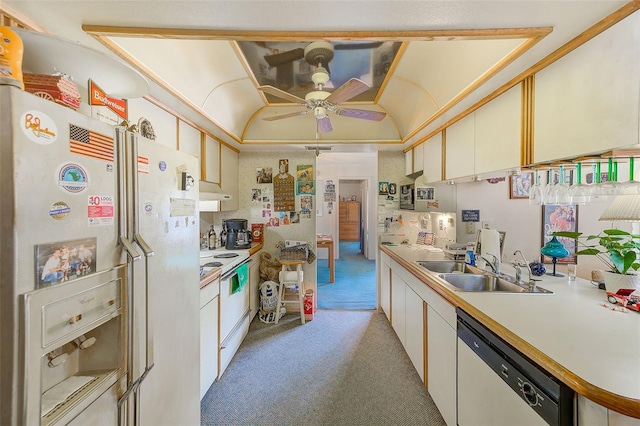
116,128 -> 142,261
133,233 -> 154,257
120,238 -> 142,261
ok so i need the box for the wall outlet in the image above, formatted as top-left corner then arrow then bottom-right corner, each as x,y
482,221 -> 490,229
466,221 -> 476,234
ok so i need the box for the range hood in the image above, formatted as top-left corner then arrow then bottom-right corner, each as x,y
199,181 -> 232,212
200,180 -> 232,201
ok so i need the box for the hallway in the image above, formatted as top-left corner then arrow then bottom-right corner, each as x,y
317,241 -> 376,310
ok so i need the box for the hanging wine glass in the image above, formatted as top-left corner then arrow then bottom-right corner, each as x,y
590,161 -> 607,203
542,167 -> 555,205
569,162 -> 591,204
619,157 -> 640,195
529,168 -> 545,205
594,157 -> 619,199
547,165 -> 570,205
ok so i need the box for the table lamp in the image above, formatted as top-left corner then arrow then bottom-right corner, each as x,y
541,236 -> 569,277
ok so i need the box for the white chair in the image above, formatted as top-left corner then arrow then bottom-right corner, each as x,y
275,260 -> 305,324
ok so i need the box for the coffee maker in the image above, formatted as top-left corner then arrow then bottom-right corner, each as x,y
224,219 -> 252,250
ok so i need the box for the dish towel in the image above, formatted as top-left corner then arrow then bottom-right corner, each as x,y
232,262 -> 249,294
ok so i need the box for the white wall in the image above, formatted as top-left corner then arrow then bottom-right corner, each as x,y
206,151 -> 318,293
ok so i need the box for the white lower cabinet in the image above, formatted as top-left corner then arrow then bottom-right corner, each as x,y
380,255 -> 391,321
577,394 -> 640,426
200,279 -> 219,400
427,305 -> 457,426
405,286 -> 425,383
390,271 -> 406,344
248,251 -> 261,321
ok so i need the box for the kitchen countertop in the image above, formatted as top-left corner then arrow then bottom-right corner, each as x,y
380,243 -> 640,418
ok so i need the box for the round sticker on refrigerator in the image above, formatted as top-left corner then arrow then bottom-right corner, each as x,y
20,110 -> 58,145
49,201 -> 71,220
144,201 -> 153,216
56,162 -> 89,193
158,161 -> 167,171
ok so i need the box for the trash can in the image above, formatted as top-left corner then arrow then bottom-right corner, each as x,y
304,289 -> 314,321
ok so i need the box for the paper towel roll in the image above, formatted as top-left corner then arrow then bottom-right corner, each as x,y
480,229 -> 501,259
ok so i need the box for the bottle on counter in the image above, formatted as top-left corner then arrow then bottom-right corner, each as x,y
465,242 -> 476,266
208,225 -> 217,250
220,222 -> 227,248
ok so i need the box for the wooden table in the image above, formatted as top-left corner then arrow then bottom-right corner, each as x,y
316,234 -> 335,283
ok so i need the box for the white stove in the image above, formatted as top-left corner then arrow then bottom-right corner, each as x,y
199,248 -> 250,276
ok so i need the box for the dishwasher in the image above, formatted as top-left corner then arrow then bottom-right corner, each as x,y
456,308 -> 573,426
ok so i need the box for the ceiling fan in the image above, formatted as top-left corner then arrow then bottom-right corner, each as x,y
258,41 -> 387,133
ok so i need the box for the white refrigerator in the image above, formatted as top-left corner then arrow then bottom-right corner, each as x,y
0,85 -> 201,425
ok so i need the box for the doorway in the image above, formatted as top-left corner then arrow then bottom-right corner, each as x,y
316,177 -> 376,310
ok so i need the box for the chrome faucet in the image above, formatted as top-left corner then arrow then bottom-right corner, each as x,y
479,253 -> 500,274
513,250 -> 534,289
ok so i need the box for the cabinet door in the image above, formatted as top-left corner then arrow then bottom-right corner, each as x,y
248,252 -> 261,321
203,134 -> 220,183
200,296 -> 219,400
445,113 -> 475,179
347,202 -> 359,223
178,121 -> 201,160
413,144 -> 424,173
380,257 -> 391,321
390,271 -> 406,345
534,14 -> 640,163
405,150 -> 413,176
427,305 -> 457,426
423,132 -> 442,184
220,144 -> 239,211
405,287 -> 425,383
474,85 -> 521,174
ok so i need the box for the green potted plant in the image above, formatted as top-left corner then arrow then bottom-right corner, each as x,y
553,229 -> 640,291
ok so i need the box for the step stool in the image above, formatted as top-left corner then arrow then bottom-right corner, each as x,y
275,260 -> 305,324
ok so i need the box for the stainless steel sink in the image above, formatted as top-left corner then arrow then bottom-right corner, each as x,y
438,273 -> 553,294
415,260 -> 479,274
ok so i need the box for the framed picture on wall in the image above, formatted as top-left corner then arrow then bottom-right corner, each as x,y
509,172 -> 533,199
541,204 -> 578,264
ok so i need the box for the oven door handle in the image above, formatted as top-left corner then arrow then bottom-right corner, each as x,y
220,258 -> 251,281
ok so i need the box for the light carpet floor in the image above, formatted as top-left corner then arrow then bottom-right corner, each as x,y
201,310 -> 446,425
317,241 -> 376,310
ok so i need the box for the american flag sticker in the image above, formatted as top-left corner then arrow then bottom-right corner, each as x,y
138,155 -> 149,174
69,124 -> 114,162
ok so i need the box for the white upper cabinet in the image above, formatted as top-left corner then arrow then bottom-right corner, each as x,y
220,144 -> 239,211
405,150 -> 413,176
178,121 -> 201,159
474,85 -> 521,174
413,144 -> 424,173
127,97 -> 177,149
534,13 -> 640,163
423,132 -> 443,183
203,134 -> 220,184
445,113 -> 475,179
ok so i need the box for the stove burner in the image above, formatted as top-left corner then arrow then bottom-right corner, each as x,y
203,262 -> 223,267
214,253 -> 239,259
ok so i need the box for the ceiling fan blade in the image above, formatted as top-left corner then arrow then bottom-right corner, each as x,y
258,85 -> 306,104
262,110 -> 309,121
317,116 -> 333,133
335,108 -> 386,122
325,78 -> 370,104
263,48 -> 305,67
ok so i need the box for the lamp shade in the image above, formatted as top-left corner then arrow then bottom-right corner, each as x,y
599,195 -> 640,222
541,236 -> 569,259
